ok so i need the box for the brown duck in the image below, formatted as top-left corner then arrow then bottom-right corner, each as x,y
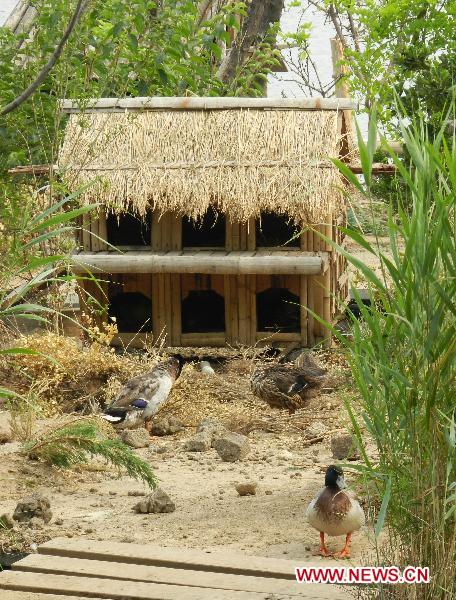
250,353 -> 327,414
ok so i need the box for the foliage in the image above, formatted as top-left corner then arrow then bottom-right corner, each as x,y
329,109 -> 456,598
0,0 -> 280,173
0,187 -> 96,385
25,417 -> 157,488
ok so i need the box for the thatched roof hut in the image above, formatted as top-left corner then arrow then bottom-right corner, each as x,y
59,97 -> 355,224
61,97 -> 355,349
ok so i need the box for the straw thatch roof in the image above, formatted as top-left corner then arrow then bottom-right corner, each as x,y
59,97 -> 353,223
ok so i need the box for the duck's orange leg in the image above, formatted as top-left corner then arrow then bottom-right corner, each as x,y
319,532 -> 330,556
333,533 -> 352,559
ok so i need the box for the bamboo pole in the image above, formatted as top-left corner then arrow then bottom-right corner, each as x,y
61,96 -> 357,113
71,252 -> 325,275
300,275 -> 308,347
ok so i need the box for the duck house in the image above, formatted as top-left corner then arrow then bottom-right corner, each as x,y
61,97 -> 354,348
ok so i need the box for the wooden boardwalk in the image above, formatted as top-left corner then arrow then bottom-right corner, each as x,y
0,538 -> 351,599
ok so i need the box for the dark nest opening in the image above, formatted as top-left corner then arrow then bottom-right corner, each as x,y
256,287 -> 300,333
181,290 -> 225,333
182,208 -> 225,247
106,210 -> 152,246
108,291 -> 153,332
256,212 -> 300,247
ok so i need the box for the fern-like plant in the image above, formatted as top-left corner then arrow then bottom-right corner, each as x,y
25,418 -> 156,489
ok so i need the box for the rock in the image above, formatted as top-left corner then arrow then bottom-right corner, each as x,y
331,433 -> 360,460
264,490 -> 273,495
150,416 -> 184,437
197,418 -> 227,447
306,421 -> 327,439
28,517 -> 44,530
54,518 -> 64,525
235,482 -> 257,496
277,450 -> 294,461
133,487 -> 175,514
0,423 -> 12,444
120,429 -> 150,449
0,513 -> 14,529
13,494 -> 52,524
213,432 -> 250,462
183,431 -> 212,452
128,490 -> 146,497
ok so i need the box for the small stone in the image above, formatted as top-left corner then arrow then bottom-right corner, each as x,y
0,513 -> 14,529
120,429 -> 150,449
109,491 -> 117,496
89,488 -> 97,493
306,421 -> 327,439
305,545 -> 311,551
128,490 -> 146,497
197,418 -> 227,447
277,450 -> 294,461
264,490 -> 273,495
85,528 -> 94,534
54,518 -> 64,525
150,416 -> 184,437
28,517 -> 44,530
213,432 -> 250,462
133,487 -> 175,514
183,431 -> 212,452
235,482 -> 257,496
0,423 -> 12,444
13,494 -> 52,524
331,433 -> 360,460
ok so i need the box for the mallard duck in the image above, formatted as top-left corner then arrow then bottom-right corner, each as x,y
306,465 -> 365,558
250,353 -> 327,414
101,354 -> 184,432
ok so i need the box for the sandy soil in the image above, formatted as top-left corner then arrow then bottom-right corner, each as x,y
0,386 -> 377,569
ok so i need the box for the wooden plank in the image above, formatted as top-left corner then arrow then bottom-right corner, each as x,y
13,555 -> 306,596
61,96 -> 357,113
0,572 -> 270,600
38,538 -> 301,580
71,252 -> 325,275
0,593 -> 105,600
179,333 -> 225,347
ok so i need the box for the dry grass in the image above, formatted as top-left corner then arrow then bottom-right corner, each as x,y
59,109 -> 343,223
0,331 -> 158,414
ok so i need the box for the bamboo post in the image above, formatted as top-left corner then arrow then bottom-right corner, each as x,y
307,276 -> 315,346
238,275 -> 248,344
247,218 -> 256,251
170,274 -> 181,346
300,275 -> 308,347
323,266 -> 332,347
98,212 -> 107,250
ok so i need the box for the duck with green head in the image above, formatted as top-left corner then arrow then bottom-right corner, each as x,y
306,465 -> 365,558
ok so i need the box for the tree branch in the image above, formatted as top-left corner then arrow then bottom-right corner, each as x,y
1,0 -> 87,116
217,0 -> 284,84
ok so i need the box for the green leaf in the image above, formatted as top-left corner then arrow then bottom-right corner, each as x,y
375,477 -> 392,537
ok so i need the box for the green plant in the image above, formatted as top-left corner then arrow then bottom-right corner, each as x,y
26,418 -> 157,488
322,107 -> 455,599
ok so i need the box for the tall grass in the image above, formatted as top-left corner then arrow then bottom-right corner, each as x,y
331,111 -> 455,599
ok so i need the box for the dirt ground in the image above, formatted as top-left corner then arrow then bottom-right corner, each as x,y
0,362 -> 379,569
